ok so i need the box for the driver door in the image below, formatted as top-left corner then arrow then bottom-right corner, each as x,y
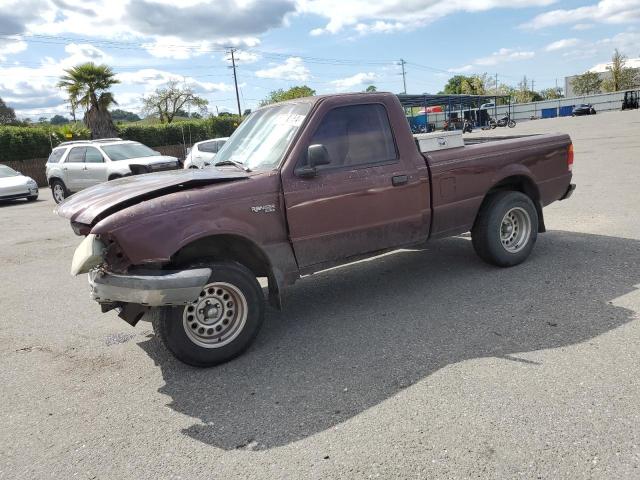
281,100 -> 427,270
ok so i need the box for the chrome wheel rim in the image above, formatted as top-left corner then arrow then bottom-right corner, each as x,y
182,282 -> 248,348
53,184 -> 64,203
499,207 -> 531,253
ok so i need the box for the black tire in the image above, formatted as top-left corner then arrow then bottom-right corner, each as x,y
508,120 -> 516,128
27,195 -> 38,202
108,174 -> 122,181
50,179 -> 68,204
471,191 -> 538,267
152,261 -> 265,367
489,122 -> 497,129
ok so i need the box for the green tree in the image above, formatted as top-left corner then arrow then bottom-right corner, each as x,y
58,62 -> 120,138
602,49 -> 639,93
50,114 -> 69,125
111,109 -> 141,122
142,80 -> 208,124
539,87 -> 564,100
571,71 -> 602,95
442,74 -> 488,95
0,97 -> 17,124
259,85 -> 316,106
365,85 -> 377,92
242,108 -> 252,116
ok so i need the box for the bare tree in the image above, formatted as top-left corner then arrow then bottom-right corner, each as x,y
142,80 -> 208,123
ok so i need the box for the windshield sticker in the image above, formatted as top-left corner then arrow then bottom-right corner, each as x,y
274,113 -> 305,127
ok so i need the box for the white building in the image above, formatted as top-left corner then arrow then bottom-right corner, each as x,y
564,57 -> 640,97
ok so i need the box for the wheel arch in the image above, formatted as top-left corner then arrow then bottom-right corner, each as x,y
170,233 -> 282,309
475,174 -> 545,233
48,176 -> 64,187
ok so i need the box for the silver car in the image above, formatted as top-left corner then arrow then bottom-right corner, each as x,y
0,164 -> 38,202
45,138 -> 180,204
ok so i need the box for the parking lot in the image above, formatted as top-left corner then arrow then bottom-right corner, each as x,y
2,109 -> 640,479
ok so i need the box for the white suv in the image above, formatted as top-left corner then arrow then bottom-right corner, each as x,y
45,138 -> 180,204
183,137 -> 229,169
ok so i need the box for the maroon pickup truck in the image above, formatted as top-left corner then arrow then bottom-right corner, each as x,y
57,92 -> 575,367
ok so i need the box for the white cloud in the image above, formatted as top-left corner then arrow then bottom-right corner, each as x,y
474,48 -> 535,66
0,42 -> 115,117
12,0 -> 283,60
521,0 -> 640,30
299,0 -> 556,36
572,23 -> 594,31
0,36 -> 28,61
353,21 -> 405,35
255,57 -> 310,81
223,50 -> 261,65
330,72 -> 377,91
545,38 -> 580,51
118,69 -> 232,94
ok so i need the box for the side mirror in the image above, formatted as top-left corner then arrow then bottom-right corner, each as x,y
296,144 -> 331,178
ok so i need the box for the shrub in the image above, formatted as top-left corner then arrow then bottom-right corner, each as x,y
117,116 -> 241,147
0,116 -> 241,162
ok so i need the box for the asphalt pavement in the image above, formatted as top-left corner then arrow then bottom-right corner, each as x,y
1,109 -> 639,479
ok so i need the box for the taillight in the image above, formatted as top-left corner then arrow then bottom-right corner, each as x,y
567,144 -> 574,171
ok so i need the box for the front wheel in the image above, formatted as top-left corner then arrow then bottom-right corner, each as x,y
152,262 -> 265,367
508,120 -> 516,128
471,191 -> 538,267
50,180 -> 68,204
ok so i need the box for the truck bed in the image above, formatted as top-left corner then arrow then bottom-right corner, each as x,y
422,133 -> 573,238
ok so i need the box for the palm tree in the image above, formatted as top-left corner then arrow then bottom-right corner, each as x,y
58,62 -> 120,139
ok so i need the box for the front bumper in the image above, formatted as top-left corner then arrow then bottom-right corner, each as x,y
89,268 -> 212,307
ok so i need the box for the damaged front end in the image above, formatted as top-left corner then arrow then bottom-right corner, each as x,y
72,234 -> 212,326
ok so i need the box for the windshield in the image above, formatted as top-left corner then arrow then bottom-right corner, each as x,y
0,165 -> 20,178
102,143 -> 158,161
214,102 -> 311,171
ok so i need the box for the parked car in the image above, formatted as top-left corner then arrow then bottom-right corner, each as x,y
45,138 -> 180,204
183,137 -> 229,169
480,102 -> 495,110
572,104 -> 596,116
57,92 -> 575,367
0,164 -> 38,202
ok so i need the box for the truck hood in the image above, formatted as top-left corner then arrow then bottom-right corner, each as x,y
55,168 -> 248,225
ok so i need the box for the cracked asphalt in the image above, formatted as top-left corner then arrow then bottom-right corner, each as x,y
1,110 -> 639,479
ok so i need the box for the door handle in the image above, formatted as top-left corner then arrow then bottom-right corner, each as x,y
392,175 -> 408,186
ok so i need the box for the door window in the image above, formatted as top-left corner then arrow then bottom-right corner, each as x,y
66,147 -> 86,163
47,149 -> 65,163
85,147 -> 104,163
305,104 -> 397,170
198,141 -> 218,153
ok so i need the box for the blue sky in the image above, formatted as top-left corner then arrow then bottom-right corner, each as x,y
0,0 -> 638,119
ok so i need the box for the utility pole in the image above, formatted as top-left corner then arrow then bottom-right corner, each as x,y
495,73 -> 498,93
399,59 -> 407,94
531,79 -> 535,93
228,48 -> 242,116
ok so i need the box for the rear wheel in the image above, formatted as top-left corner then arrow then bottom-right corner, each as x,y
152,262 -> 265,367
50,180 -> 68,204
472,191 -> 538,267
